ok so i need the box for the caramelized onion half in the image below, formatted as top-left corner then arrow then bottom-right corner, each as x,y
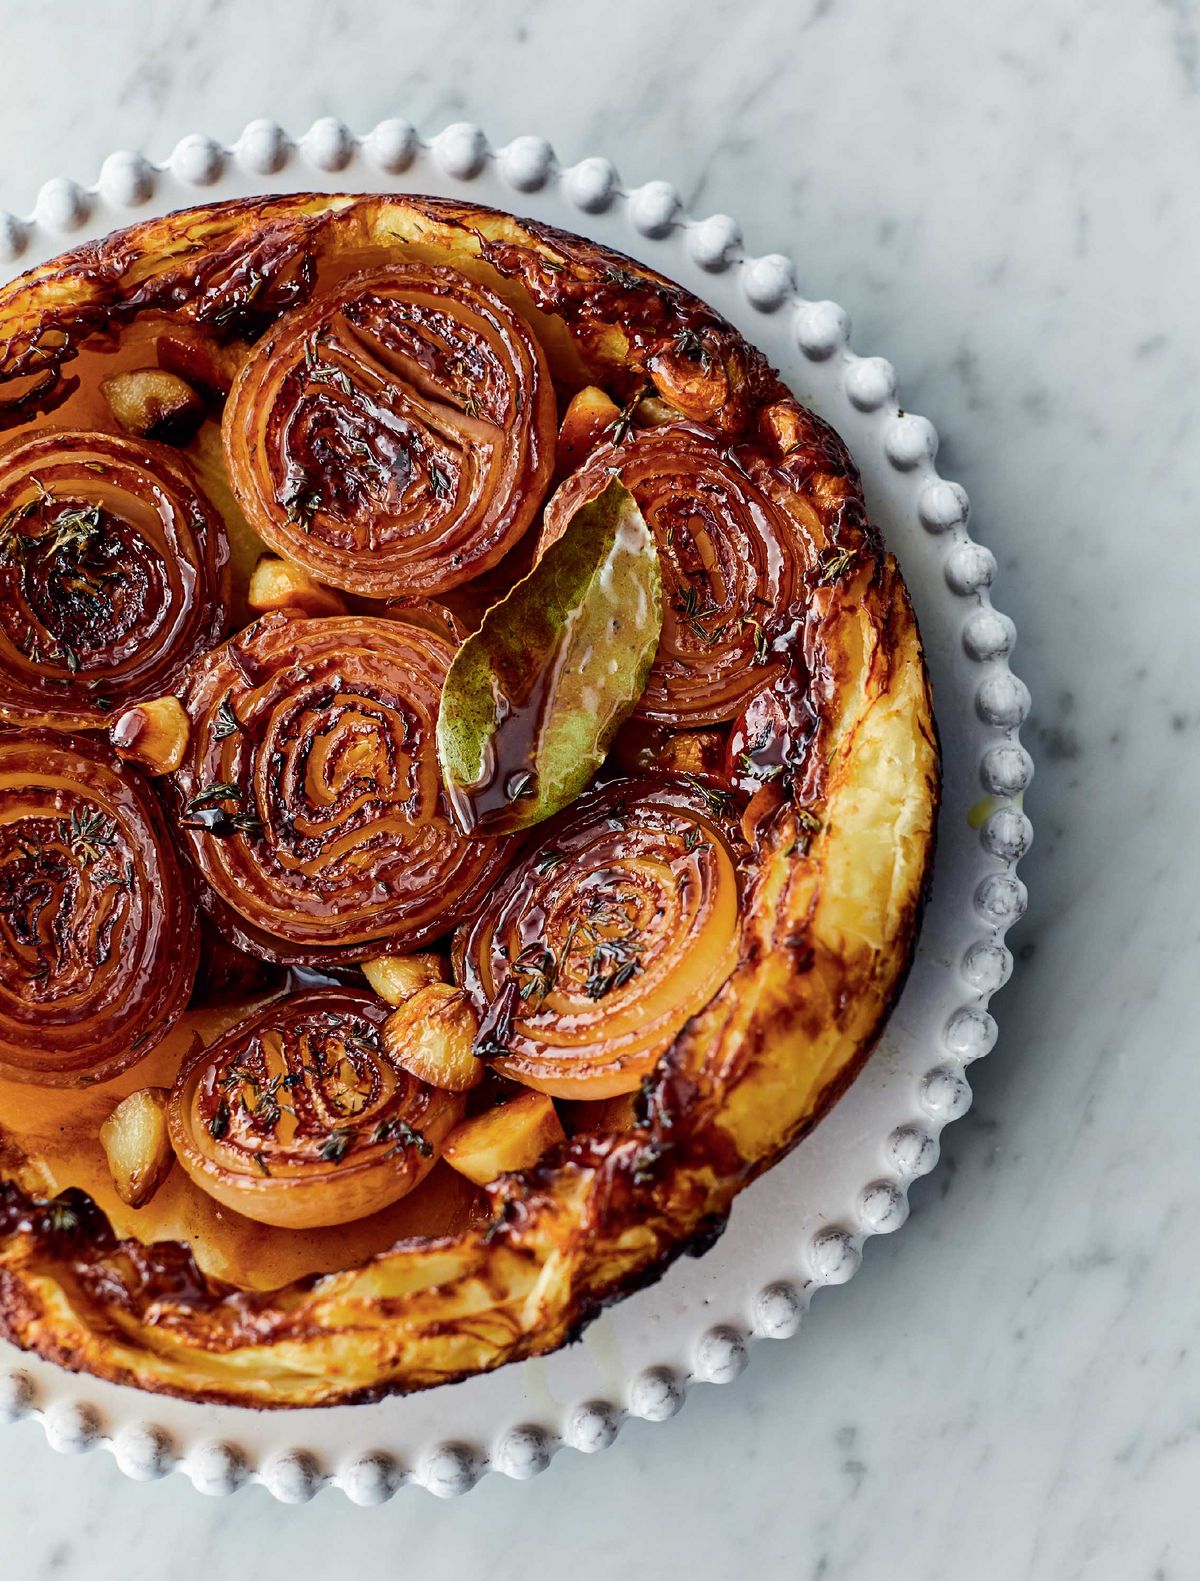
171,609 -> 514,966
168,986 -> 463,1229
543,424 -> 812,726
0,728 -> 198,1085
458,777 -> 742,1098
0,431 -> 230,730
223,264 -> 556,597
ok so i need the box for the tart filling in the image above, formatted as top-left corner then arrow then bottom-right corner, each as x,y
0,194 -> 938,1405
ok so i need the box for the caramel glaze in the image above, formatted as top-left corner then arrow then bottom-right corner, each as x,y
0,728 -> 199,1086
458,776 -> 746,1098
169,609 -> 516,966
0,196 -> 938,1403
541,424 -> 816,728
223,263 -> 556,598
0,987 -> 483,1289
170,986 -> 464,1230
0,429 -> 231,731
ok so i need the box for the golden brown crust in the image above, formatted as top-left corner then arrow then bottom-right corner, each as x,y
0,194 -> 939,1405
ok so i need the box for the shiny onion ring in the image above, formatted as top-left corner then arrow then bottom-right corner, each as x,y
0,728 -> 198,1086
223,264 -> 556,597
0,430 -> 230,730
171,609 -> 514,966
458,777 -> 742,1099
542,424 -> 812,726
168,987 -> 463,1229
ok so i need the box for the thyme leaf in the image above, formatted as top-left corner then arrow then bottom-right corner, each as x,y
671,327 -> 711,369
679,774 -> 735,818
65,807 -> 118,865
602,267 -> 643,291
319,1128 -> 355,1164
373,1117 -> 433,1159
208,1097 -> 231,1141
185,781 -> 241,813
512,943 -> 558,1004
816,548 -> 856,586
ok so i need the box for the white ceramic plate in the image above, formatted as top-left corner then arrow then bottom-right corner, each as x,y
0,118 -> 1031,1503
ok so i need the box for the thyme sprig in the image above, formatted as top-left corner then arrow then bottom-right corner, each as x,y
610,382 -> 655,445
372,1116 -> 433,1159
65,807 -> 118,865
182,781 -> 261,838
601,267 -> 643,291
816,548 -> 856,586
671,327 -> 711,369
318,1128 -> 355,1164
184,781 -> 241,813
282,482 -> 322,530
680,774 -> 736,818
512,943 -> 558,1005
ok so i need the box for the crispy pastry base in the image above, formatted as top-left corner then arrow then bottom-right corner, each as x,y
0,195 -> 939,1406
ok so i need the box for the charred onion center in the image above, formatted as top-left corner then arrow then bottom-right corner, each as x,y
223,263 -> 556,597
458,776 -> 742,1099
0,430 -> 230,730
542,424 -> 818,726
168,986 -> 463,1229
171,608 -> 515,966
0,727 -> 199,1085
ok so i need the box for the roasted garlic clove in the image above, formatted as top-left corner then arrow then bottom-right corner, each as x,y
442,1091 -> 566,1185
613,718 -> 727,779
382,984 -> 484,1092
100,368 -> 207,445
633,394 -> 684,428
647,331 -> 729,421
110,695 -> 190,775
247,554 -> 349,617
362,951 -> 448,1006
99,1087 -> 175,1209
555,385 -> 620,475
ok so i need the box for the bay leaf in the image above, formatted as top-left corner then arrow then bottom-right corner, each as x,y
437,478 -> 663,834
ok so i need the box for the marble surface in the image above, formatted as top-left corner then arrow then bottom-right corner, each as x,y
0,0 -> 1196,1576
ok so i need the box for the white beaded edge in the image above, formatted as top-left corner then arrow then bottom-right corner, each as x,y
0,118 -> 1031,1503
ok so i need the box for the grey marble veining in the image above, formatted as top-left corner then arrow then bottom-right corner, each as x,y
1,1 -> 1198,1577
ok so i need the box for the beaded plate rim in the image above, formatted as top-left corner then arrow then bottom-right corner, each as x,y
0,117 -> 1031,1504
